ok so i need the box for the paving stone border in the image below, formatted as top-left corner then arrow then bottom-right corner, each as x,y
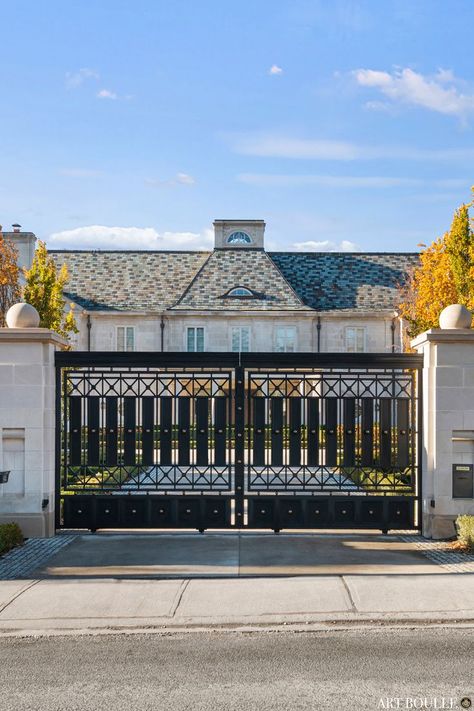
399,534 -> 474,573
0,535 -> 77,580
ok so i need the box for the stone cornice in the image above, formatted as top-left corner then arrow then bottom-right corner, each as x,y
411,328 -> 474,349
0,328 -> 68,347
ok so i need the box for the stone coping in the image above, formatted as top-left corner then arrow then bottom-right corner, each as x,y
0,328 -> 68,347
411,328 -> 474,349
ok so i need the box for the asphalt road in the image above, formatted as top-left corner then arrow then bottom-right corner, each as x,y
1,627 -> 473,710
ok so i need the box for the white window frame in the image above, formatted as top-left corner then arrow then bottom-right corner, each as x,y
345,326 -> 366,353
186,326 -> 205,352
231,326 -> 251,352
116,325 -> 135,352
275,326 -> 297,353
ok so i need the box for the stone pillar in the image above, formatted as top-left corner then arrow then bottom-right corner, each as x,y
412,306 -> 474,539
0,326 -> 66,537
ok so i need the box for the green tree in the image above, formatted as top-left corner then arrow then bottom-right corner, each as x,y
399,191 -> 474,338
445,203 -> 473,305
23,241 -> 78,341
0,231 -> 21,326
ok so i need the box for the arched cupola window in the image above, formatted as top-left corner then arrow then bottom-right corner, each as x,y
227,231 -> 252,245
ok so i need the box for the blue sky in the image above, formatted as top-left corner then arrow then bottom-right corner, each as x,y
1,0 -> 473,252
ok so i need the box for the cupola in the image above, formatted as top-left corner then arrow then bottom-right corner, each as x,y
213,220 -> 265,250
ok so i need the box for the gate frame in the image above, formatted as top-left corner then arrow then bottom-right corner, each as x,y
55,351 -> 423,532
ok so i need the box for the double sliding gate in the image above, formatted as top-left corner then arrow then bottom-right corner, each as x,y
56,352 -> 422,532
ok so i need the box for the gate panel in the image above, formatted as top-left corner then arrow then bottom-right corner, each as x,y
244,361 -> 421,532
56,352 -> 421,532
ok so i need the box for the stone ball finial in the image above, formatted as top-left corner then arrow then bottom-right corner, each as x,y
5,302 -> 40,329
439,304 -> 472,330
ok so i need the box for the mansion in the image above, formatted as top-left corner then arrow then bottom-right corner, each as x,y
7,220 -> 418,353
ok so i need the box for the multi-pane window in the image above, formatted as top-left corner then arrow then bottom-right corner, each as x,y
187,327 -> 205,352
231,326 -> 250,352
275,326 -> 296,352
345,326 -> 366,353
117,326 -> 135,352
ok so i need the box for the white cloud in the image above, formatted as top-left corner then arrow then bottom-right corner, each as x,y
145,173 -> 196,187
97,88 -> 118,100
176,173 -> 195,185
233,134 -> 360,160
238,173 -> 468,189
229,132 -> 474,161
292,239 -> 361,252
65,68 -> 99,89
269,65 -> 283,75
47,225 -> 213,250
353,67 -> 474,119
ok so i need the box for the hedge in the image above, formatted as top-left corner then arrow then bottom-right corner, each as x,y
0,522 -> 24,556
455,515 -> 474,552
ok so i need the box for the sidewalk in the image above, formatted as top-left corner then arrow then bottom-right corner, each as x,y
0,531 -> 473,635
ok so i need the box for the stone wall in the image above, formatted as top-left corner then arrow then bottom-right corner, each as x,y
0,329 -> 66,537
412,328 -> 474,538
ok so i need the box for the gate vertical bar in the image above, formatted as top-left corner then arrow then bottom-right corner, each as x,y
416,365 -> 423,530
54,364 -> 62,531
234,366 -> 245,528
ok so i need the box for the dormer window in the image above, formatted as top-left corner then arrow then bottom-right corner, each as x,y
227,231 -> 252,245
227,286 -> 254,297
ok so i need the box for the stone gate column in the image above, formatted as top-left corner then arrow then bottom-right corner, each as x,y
412,305 -> 474,539
0,304 -> 66,537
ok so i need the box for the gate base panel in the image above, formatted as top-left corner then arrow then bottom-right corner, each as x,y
247,496 -> 415,531
62,495 -> 232,531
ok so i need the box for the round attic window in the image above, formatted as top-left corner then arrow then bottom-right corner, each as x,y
227,231 -> 252,244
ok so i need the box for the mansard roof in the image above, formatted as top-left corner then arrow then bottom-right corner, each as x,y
50,248 -> 419,313
50,250 -> 209,311
270,251 -> 420,312
170,249 -> 310,311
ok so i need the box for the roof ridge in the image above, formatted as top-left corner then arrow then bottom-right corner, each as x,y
264,251 -> 308,307
269,251 -> 420,256
168,250 -> 215,308
48,249 -> 212,254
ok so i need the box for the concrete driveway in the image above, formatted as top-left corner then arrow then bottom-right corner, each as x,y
34,531 -> 443,579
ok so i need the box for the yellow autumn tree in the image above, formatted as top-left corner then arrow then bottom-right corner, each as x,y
0,231 -> 21,326
23,241 -> 78,341
399,193 -> 474,338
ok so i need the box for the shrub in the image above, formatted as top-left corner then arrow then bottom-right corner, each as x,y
0,522 -> 24,556
455,515 -> 474,552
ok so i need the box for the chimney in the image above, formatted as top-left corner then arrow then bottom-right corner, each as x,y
5,225 -> 36,273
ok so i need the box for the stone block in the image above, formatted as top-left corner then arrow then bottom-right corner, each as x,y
436,367 -> 463,387
430,515 -> 457,540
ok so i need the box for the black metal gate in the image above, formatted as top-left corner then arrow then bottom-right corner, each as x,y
55,352 -> 422,532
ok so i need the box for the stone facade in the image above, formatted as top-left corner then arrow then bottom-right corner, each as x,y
71,310 -> 401,353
